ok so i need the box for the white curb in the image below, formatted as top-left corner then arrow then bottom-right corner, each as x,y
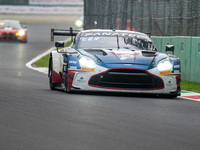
25,47 -> 53,74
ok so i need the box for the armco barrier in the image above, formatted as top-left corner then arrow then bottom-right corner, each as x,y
152,36 -> 200,83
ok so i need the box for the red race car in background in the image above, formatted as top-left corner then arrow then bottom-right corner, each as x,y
0,20 -> 27,43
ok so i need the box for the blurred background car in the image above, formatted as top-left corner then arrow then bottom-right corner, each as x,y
0,20 -> 27,43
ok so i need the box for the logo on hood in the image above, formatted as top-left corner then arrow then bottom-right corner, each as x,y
111,50 -> 140,60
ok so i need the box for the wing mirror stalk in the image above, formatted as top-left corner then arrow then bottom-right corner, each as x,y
165,45 -> 174,55
55,41 -> 65,53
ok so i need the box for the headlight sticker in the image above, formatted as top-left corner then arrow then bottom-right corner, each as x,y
159,70 -> 171,75
81,67 -> 95,72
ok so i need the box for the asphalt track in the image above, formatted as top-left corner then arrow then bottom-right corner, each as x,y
1,22 -> 200,150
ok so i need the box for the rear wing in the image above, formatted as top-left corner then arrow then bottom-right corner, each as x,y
51,27 -> 80,42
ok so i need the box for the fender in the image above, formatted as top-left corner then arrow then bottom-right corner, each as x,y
51,50 -> 64,83
51,50 -> 63,74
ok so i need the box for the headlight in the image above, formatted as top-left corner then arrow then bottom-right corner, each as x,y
16,30 -> 25,36
78,56 -> 96,68
157,58 -> 172,71
75,20 -> 83,27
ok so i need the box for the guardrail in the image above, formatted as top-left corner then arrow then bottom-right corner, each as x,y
152,36 -> 200,83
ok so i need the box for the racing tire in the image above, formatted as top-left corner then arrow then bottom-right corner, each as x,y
64,56 -> 71,93
64,67 -> 71,93
48,55 -> 56,90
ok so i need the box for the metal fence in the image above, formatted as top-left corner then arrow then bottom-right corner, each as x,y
84,0 -> 200,36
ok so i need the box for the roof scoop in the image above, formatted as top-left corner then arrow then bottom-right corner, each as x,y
142,50 -> 157,57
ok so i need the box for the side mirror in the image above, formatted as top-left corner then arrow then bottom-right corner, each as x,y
55,41 -> 65,53
165,45 -> 174,55
55,41 -> 65,48
20,21 -> 27,29
22,25 -> 27,29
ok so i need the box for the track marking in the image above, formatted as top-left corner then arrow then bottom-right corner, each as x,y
26,47 -> 53,74
179,90 -> 200,102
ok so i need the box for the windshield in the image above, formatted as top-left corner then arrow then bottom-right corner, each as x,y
78,34 -> 157,51
0,20 -> 21,29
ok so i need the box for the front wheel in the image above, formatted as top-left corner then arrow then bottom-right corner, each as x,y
49,56 -> 56,90
64,69 -> 71,93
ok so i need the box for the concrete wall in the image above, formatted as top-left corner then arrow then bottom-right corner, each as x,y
152,36 -> 200,83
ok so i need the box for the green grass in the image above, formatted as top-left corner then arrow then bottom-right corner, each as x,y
33,40 -> 200,93
33,40 -> 71,67
181,81 -> 200,93
34,54 -> 50,67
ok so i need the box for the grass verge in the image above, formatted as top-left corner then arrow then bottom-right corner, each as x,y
180,81 -> 200,93
33,40 -> 71,67
34,53 -> 50,67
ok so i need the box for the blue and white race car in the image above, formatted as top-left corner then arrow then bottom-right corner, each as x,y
48,28 -> 181,97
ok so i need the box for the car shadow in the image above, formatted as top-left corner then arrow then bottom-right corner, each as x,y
67,90 -> 179,99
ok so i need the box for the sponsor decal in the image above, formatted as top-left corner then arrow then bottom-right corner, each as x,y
69,61 -> 77,64
69,66 -> 77,69
83,32 -> 134,37
111,51 -> 139,60
81,67 -> 95,72
63,65 -> 67,72
174,65 -> 180,69
174,70 -> 180,74
159,70 -> 171,75
77,77 -> 86,83
123,64 -> 133,66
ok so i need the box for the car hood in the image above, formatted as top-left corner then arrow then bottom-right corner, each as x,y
0,28 -> 18,33
81,49 -> 166,66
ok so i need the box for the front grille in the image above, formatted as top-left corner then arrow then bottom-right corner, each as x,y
8,33 -> 15,40
2,33 -> 7,40
1,33 -> 16,40
89,69 -> 164,89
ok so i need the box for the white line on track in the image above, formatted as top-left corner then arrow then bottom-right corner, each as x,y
25,47 -> 53,74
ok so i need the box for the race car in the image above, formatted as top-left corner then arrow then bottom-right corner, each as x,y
0,20 -> 27,43
49,28 -> 181,97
